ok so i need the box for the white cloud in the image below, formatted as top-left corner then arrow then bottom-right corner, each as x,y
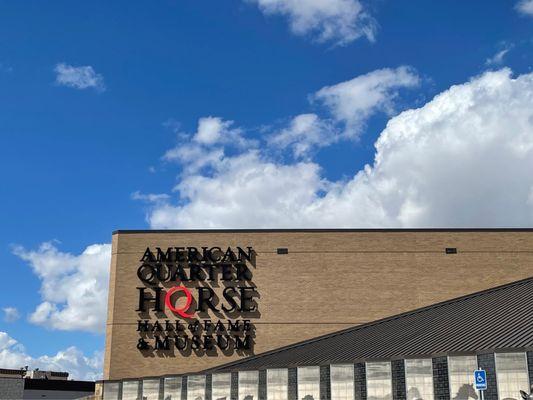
162,116 -> 254,174
247,0 -> 376,45
131,191 -> 170,203
12,242 -> 111,333
313,66 -> 420,138
485,49 -> 510,66
54,63 -> 105,91
268,113 -> 337,158
516,0 -> 533,15
0,331 -> 102,380
267,68 -> 420,158
485,43 -> 513,66
146,69 -> 533,229
193,117 -> 240,145
3,307 -> 20,323
150,151 -> 324,228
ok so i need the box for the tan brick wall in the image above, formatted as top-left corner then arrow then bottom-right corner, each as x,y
103,230 -> 533,380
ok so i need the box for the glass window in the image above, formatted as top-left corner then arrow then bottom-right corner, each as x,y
405,359 -> 434,400
164,376 -> 182,400
239,371 -> 259,400
212,373 -> 232,400
188,375 -> 206,400
448,356 -> 477,400
95,382 -> 104,399
143,379 -> 161,400
366,362 -> 392,400
123,380 -> 140,400
330,364 -> 354,400
297,366 -> 320,400
103,382 -> 120,400
267,369 -> 288,400
496,352 -> 530,400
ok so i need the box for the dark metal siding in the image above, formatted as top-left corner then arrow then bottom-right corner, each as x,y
206,277 -> 533,372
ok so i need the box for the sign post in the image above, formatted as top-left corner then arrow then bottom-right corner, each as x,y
474,369 -> 487,400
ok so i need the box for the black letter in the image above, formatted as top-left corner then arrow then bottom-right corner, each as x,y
240,287 -> 257,312
156,247 -> 175,263
222,287 -> 239,312
236,263 -> 252,281
136,287 -> 162,312
237,247 -> 253,262
235,335 -> 252,350
140,247 -> 155,262
137,263 -> 157,284
197,287 -> 219,312
155,335 -> 170,350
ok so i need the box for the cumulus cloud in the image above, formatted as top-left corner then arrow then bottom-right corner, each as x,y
0,331 -> 102,380
247,0 -> 376,45
145,69 -> 533,229
3,307 -> 20,323
162,116 -> 253,174
266,67 -> 420,158
12,242 -> 111,333
268,113 -> 337,158
313,66 -> 420,138
54,63 -> 105,91
516,0 -> 533,15
150,151 -> 324,228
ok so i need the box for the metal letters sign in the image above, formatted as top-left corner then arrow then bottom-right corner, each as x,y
134,246 -> 259,357
474,369 -> 487,391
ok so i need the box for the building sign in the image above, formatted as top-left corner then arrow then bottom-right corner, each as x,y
135,246 -> 258,357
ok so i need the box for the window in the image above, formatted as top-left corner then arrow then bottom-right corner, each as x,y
239,371 -> 259,400
496,352 -> 530,400
297,366 -> 320,400
122,380 -> 140,400
103,382 -> 120,400
267,369 -> 288,400
142,379 -> 160,400
330,364 -> 354,400
188,375 -> 206,400
212,373 -> 232,400
448,356 -> 477,400
404,359 -> 434,400
164,376 -> 182,400
366,362 -> 392,400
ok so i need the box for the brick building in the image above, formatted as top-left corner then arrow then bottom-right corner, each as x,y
98,229 -> 533,400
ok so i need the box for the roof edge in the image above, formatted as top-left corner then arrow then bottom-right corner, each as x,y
113,228 -> 533,235
202,276 -> 533,373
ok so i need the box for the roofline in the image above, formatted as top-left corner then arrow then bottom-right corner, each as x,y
202,275 -> 533,373
113,228 -> 533,235
95,345 -> 533,382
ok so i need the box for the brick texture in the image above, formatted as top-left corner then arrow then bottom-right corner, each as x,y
104,231 -> 533,379
231,372 -> 238,400
0,377 -> 24,400
477,354 -> 497,400
259,370 -> 267,400
206,374 -> 212,400
432,357 -> 450,400
354,363 -> 366,400
392,360 -> 405,400
288,368 -> 297,400
319,366 -> 330,400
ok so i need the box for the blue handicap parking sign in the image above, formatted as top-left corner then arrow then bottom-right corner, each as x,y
474,369 -> 487,390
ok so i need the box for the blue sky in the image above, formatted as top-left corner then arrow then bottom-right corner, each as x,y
1,0 -> 532,379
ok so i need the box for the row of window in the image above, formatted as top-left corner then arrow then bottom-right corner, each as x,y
102,353 -> 530,400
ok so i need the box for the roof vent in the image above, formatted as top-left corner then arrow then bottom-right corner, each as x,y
445,247 -> 458,254
277,248 -> 289,255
